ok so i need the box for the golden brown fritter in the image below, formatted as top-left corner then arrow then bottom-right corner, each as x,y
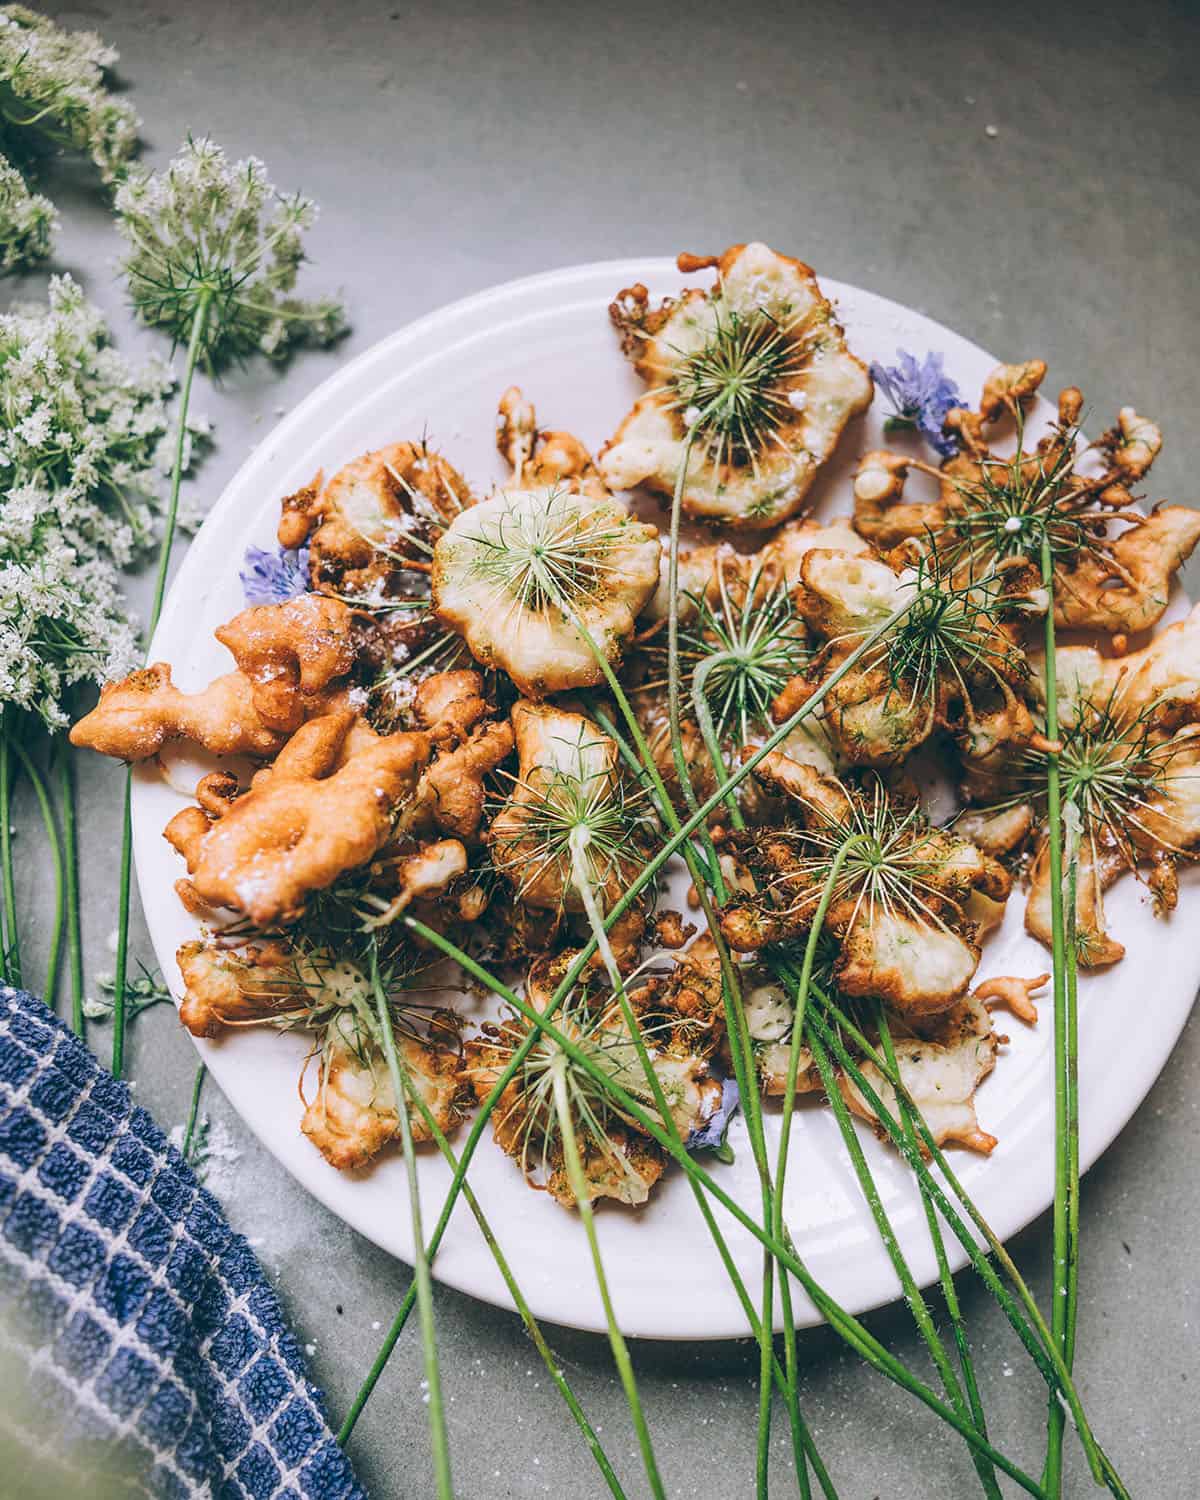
279,441 -> 474,598
840,991 -> 1004,1155
720,757 -> 1009,1019
599,243 -> 872,529
215,593 -> 358,732
773,540 -> 1038,774
852,363 -> 1200,635
70,663 -> 287,761
164,710 -> 432,925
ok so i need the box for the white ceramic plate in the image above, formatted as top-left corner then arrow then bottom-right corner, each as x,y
135,259 -> 1199,1339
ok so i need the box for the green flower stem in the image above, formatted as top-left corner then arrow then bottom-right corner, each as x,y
877,1008 -> 1000,1500
181,1061 -> 206,1162
110,770 -> 133,1076
397,1051 -> 627,1500
807,1023 -> 998,1500
339,940 -> 602,1446
368,947 -> 453,1500
772,838 -> 860,1470
1065,849 -> 1081,1372
566,825 -> 825,1497
1038,530 -> 1076,1500
566,674 -> 775,1497
692,653 -> 747,830
342,597 -> 917,1473
8,737 -> 64,1006
406,915 -> 1050,1499
57,740 -> 85,1035
552,1058 -> 666,1500
111,291 -> 212,1078
798,991 -> 1124,1498
661,450 -> 783,1491
771,876 -> 991,1496
0,710 -> 21,987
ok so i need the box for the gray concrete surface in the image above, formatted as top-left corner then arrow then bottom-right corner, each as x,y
8,1 -> 1199,1494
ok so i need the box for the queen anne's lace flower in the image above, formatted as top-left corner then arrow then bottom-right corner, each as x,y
0,276 -> 204,725
870,348 -> 963,458
0,152 -> 54,270
115,136 -> 346,366
0,5 -> 139,182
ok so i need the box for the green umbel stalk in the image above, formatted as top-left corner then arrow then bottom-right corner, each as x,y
0,710 -> 20,987
552,1058 -> 666,1500
8,737 -> 64,1004
110,293 -> 212,1077
1039,530 -> 1081,1498
369,948 -> 453,1500
58,742 -> 85,1034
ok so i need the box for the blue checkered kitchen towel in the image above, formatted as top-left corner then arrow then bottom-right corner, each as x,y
0,986 -> 366,1499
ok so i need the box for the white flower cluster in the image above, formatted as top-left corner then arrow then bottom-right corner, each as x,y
0,5 -> 139,182
0,5 -> 139,271
115,136 -> 346,365
0,275 -> 205,728
0,152 -> 55,270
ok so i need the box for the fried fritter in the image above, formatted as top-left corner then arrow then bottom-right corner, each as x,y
599,243 -> 872,528
852,362 -> 1200,634
432,472 -> 659,697
279,440 -> 474,598
164,710 -> 431,925
215,592 -> 358,732
70,663 -> 287,761
720,757 -> 1009,1019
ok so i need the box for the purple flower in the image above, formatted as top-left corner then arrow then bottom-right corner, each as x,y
870,349 -> 963,458
686,1076 -> 740,1157
240,543 -> 311,605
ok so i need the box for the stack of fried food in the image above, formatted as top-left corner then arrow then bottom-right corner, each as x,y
72,242 -> 1200,1205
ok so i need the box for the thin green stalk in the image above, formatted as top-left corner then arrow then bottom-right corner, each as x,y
690,641 -> 831,1498
110,770 -> 133,1076
799,991 -> 1124,1497
572,598 -> 781,1493
339,935 -> 607,1446
368,948 -> 452,1500
407,915 -> 1051,1499
111,292 -> 212,1077
398,1052 -> 627,1499
552,1058 -> 666,1500
660,455 -> 782,1493
772,838 -> 860,1476
878,1008 -> 1000,1500
1064,846 -> 1080,1371
181,1061 -> 206,1162
1039,531 -> 1074,1500
807,1023 -> 999,1500
0,710 -> 21,988
7,738 -> 65,1007
565,771 -> 784,1498
57,740 -> 85,1034
692,653 -> 747,830
340,592 -> 971,1481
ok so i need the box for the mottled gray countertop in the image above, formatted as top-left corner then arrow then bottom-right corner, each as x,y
13,1 -> 1199,1495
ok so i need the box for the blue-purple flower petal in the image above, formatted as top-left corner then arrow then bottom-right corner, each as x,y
870,348 -> 963,458
686,1076 -> 740,1153
240,543 -> 311,605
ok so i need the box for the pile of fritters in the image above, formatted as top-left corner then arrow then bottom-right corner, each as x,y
72,243 -> 1200,1204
